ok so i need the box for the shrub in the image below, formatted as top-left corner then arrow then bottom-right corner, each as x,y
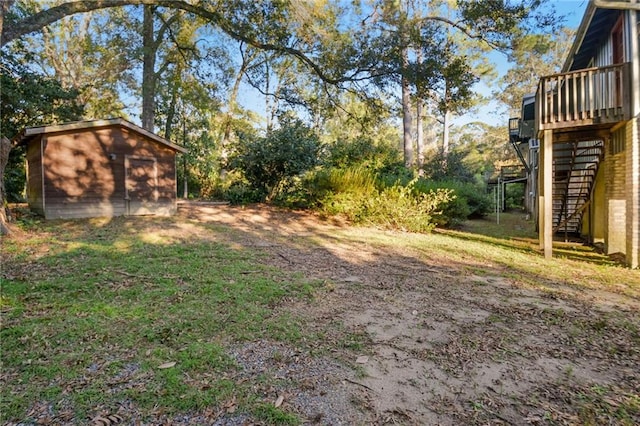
273,165 -> 378,211
218,171 -> 266,205
422,151 -> 476,183
230,120 -> 320,202
324,137 -> 402,173
313,171 -> 452,233
504,182 -> 526,210
315,166 -> 378,215
224,182 -> 265,205
355,180 -> 453,233
414,180 -> 491,226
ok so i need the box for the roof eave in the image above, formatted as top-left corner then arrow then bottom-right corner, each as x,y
562,1 -> 598,72
14,118 -> 188,153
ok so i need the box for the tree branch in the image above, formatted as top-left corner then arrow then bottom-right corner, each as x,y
1,0 -> 354,85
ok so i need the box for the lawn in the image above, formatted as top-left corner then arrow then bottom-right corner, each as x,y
1,205 -> 639,425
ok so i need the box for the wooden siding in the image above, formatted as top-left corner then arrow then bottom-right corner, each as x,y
40,125 -> 178,219
25,136 -> 44,215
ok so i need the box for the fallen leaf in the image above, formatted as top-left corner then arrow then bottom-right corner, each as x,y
356,356 -> 369,364
275,395 -> 284,408
157,362 -> 176,369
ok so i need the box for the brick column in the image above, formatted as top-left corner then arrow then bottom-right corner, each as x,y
627,116 -> 640,268
539,129 -> 553,259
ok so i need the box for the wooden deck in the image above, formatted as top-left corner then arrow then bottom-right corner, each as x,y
536,62 -> 631,131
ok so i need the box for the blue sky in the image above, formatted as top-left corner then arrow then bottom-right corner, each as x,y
235,1 -> 592,130
464,0 -> 589,127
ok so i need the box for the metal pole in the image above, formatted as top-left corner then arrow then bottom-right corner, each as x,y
497,178 -> 500,225
182,115 -> 188,199
493,185 -> 498,223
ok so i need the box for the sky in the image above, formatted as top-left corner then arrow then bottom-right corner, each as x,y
462,0 -> 589,127
234,0 -> 593,130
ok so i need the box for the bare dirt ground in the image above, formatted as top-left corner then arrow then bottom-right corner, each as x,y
177,202 -> 640,425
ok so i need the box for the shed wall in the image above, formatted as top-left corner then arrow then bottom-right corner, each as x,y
25,136 -> 44,215
40,125 -> 178,219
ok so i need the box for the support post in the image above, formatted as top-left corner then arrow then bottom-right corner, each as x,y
542,129 -> 554,259
538,143 -> 545,249
627,9 -> 640,268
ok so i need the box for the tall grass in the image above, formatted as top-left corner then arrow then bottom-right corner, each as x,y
309,167 -> 453,233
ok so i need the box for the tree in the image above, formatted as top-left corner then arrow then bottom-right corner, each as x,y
0,0 -> 558,196
496,28 -> 574,115
231,119 -> 320,201
0,51 -> 83,234
2,1 -> 556,88
18,7 -> 132,119
355,0 -> 555,170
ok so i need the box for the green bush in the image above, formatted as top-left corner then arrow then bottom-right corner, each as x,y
324,137 -> 402,173
311,170 -> 452,233
504,183 -> 526,210
422,151 -> 476,183
230,120 -> 320,202
315,166 -> 378,215
215,170 -> 266,205
273,165 -> 377,210
414,180 -> 491,226
355,181 -> 453,233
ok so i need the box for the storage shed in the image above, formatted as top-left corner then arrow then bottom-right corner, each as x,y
15,118 -> 187,219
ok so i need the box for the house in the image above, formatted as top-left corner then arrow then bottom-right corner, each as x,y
510,0 -> 640,267
15,118 -> 187,219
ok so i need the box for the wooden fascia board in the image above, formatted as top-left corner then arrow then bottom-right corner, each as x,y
562,1 -> 598,72
116,119 -> 189,154
593,0 -> 640,11
15,118 -> 188,154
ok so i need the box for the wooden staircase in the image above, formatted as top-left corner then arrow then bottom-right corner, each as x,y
552,140 -> 604,236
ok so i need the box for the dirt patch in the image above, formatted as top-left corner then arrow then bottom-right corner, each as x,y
172,203 -> 640,425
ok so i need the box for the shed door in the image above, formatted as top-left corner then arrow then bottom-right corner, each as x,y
125,156 -> 158,215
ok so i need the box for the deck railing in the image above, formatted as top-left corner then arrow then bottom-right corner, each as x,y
508,117 -> 520,141
537,62 -> 631,131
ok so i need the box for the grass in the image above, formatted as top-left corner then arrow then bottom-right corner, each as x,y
1,215 -> 318,424
2,208 -> 639,424
337,211 -> 640,297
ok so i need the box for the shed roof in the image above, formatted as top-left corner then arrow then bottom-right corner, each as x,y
14,117 -> 188,153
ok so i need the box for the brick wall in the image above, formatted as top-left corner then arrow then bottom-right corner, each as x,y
605,128 -> 627,255
626,116 -> 640,268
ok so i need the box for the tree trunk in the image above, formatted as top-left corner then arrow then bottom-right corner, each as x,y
441,80 -> 451,168
401,47 -> 413,168
0,1 -> 15,39
141,5 -> 156,132
163,77 -> 179,140
442,107 -> 451,156
415,47 -> 425,176
416,97 -> 425,176
442,107 -> 450,167
0,137 -> 12,236
0,6 -> 11,235
222,48 -> 256,154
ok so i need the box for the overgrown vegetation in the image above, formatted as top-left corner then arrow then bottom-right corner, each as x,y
228,119 -> 321,202
225,125 -> 493,232
0,51 -> 83,205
